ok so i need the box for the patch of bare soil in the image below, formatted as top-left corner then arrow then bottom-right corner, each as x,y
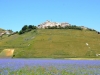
0,49 -> 14,58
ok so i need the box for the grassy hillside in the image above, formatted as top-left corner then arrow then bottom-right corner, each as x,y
0,28 -> 5,32
0,29 -> 100,58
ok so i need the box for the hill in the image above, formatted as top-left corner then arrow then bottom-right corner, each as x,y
0,28 -> 5,32
0,29 -> 100,58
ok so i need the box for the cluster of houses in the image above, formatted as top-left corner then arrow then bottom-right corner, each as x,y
37,20 -> 89,30
0,30 -> 11,38
37,20 -> 100,34
37,20 -> 71,28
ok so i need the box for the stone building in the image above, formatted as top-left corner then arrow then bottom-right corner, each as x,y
37,20 -> 70,28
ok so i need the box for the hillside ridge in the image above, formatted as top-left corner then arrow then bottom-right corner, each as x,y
0,29 -> 100,58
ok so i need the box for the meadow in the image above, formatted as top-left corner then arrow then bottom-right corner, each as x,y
0,59 -> 100,75
0,29 -> 100,58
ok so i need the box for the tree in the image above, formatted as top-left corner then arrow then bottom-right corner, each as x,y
32,25 -> 37,29
18,30 -> 24,34
58,25 -> 62,29
7,29 -> 13,33
18,24 -> 37,35
29,25 -> 33,29
54,25 -> 57,29
22,25 -> 28,31
15,31 -> 18,34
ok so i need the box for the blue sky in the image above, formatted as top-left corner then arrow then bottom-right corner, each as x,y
0,0 -> 100,32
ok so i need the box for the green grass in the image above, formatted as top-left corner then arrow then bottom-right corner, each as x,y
0,29 -> 100,58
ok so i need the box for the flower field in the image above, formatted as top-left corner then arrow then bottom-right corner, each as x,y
0,59 -> 100,75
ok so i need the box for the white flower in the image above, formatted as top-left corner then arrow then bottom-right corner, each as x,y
86,43 -> 88,46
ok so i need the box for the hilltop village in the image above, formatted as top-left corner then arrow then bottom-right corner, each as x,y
0,20 -> 98,36
37,20 -> 87,30
17,20 -> 97,35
